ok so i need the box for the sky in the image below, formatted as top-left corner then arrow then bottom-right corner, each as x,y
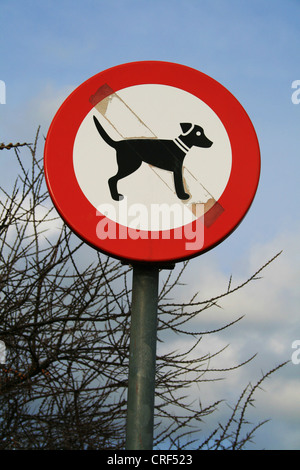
1,0 -> 300,450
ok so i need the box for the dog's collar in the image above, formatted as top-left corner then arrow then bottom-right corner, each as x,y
174,137 -> 190,154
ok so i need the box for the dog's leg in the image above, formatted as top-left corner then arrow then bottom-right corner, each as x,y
108,176 -> 124,201
109,152 -> 142,201
173,168 -> 190,200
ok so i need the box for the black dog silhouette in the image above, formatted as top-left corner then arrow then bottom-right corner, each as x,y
93,116 -> 213,201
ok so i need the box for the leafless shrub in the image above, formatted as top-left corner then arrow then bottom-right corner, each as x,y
0,131 -> 287,449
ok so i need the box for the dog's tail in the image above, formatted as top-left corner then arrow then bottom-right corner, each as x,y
93,115 -> 117,148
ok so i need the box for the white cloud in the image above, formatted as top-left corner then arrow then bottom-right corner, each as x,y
157,226 -> 300,448
2,82 -> 75,144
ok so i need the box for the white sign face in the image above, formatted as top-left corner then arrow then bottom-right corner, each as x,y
73,84 -> 232,231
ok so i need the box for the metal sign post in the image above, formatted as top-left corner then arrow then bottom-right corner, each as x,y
125,264 -> 159,450
44,60 -> 261,452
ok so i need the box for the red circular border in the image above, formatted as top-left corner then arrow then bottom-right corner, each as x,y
44,61 -> 260,264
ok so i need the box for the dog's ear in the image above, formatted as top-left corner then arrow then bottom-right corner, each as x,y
180,123 -> 193,134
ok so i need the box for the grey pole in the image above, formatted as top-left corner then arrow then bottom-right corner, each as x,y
125,264 -> 159,450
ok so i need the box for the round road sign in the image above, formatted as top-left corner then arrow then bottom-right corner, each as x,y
44,61 -> 260,264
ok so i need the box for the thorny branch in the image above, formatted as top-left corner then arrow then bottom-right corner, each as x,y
0,142 -> 31,150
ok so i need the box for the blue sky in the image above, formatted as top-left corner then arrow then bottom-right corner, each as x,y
1,0 -> 300,450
